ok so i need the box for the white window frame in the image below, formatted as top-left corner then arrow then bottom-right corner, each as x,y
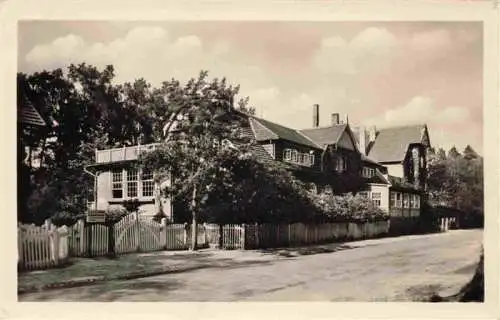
126,168 -> 139,198
396,192 -> 402,208
371,192 -> 382,207
112,168 -> 124,199
141,170 -> 155,198
284,149 -> 292,161
390,191 -> 396,207
309,154 -> 315,166
291,150 -> 298,163
403,193 -> 410,208
336,157 -> 346,172
111,168 -> 155,200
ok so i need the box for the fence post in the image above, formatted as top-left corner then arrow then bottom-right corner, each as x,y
52,225 -> 60,266
107,219 -> 116,258
183,223 -> 188,248
241,224 -> 246,250
86,221 -> 93,257
203,223 -> 208,247
17,229 -> 23,269
161,218 -> 167,249
255,223 -> 259,249
133,212 -> 140,252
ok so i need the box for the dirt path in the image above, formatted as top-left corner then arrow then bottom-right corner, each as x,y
19,229 -> 483,301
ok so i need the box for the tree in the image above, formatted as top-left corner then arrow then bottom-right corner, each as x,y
138,71 -> 254,250
426,145 -> 483,228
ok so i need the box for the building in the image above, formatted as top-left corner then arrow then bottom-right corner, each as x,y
85,103 -> 430,230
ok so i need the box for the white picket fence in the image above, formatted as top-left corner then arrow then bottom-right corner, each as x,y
18,222 -> 70,271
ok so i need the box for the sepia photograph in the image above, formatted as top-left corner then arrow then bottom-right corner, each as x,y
4,1 -> 497,314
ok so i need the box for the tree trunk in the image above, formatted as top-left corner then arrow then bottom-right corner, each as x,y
190,185 -> 198,251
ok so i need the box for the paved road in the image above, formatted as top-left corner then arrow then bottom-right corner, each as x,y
19,229 -> 482,302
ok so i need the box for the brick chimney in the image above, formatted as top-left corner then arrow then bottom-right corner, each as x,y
331,113 -> 340,125
368,126 -> 377,143
359,126 -> 367,155
313,104 -> 320,127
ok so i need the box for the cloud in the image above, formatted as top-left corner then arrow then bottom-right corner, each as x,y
363,95 -> 479,152
312,27 -> 396,75
24,26 -> 267,87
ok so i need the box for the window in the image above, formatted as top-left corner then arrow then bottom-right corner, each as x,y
358,191 -> 369,198
403,193 -> 410,208
126,169 -> 138,198
371,192 -> 382,207
283,148 -> 314,167
112,169 -> 123,199
284,149 -> 292,161
112,168 -> 155,199
396,192 -> 402,208
336,157 -> 347,172
390,191 -> 396,207
142,170 -> 155,197
362,167 -> 375,178
412,194 -> 420,208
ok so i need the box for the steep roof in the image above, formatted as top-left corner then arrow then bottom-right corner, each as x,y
368,124 -> 427,163
18,95 -> 46,127
249,117 -> 321,149
299,124 -> 347,147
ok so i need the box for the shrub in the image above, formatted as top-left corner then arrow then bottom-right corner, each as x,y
123,198 -> 141,213
312,192 -> 389,223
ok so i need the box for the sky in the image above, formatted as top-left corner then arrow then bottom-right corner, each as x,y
18,21 -> 483,154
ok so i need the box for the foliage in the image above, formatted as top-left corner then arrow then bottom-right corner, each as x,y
122,198 -> 141,213
314,192 -> 389,223
427,145 -> 483,227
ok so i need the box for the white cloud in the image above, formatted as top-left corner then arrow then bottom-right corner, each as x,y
23,26 -> 268,87
312,27 -> 396,75
363,96 -> 477,152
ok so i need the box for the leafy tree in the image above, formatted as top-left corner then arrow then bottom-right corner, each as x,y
138,71 -> 255,250
426,145 -> 483,228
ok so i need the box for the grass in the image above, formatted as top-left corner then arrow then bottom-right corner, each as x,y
17,252 -> 194,291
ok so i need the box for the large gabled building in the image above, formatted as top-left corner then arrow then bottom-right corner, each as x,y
85,103 -> 430,229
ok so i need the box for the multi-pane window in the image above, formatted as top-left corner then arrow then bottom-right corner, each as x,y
126,169 -> 138,198
111,168 -> 155,199
112,169 -> 123,199
396,192 -> 402,208
142,170 -> 154,197
390,191 -> 396,207
283,148 -> 314,167
358,191 -> 369,198
403,193 -> 410,208
412,194 -> 420,208
371,192 -> 382,207
284,149 -> 292,161
362,167 -> 375,178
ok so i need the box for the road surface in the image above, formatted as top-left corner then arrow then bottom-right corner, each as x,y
19,229 -> 482,301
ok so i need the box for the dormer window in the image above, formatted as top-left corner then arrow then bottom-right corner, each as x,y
362,167 -> 376,178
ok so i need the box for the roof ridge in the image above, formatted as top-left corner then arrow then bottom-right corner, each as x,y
294,129 -> 322,149
300,123 -> 347,132
249,117 -> 280,140
376,123 -> 426,130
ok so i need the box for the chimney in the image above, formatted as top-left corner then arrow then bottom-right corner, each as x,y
313,104 -> 320,127
331,113 -> 340,125
369,126 -> 377,142
359,126 -> 367,155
